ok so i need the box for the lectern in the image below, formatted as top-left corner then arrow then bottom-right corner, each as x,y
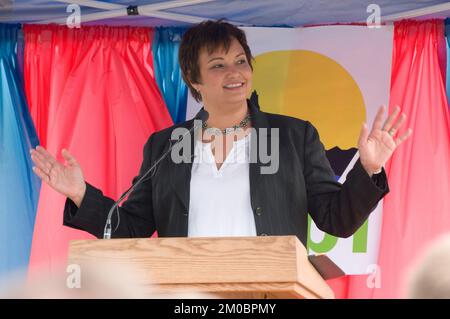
68,235 -> 342,298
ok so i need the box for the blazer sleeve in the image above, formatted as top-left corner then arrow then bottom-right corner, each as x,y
303,121 -> 389,238
63,135 -> 156,239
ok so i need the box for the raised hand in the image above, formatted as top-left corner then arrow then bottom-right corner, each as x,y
30,146 -> 86,207
358,105 -> 413,176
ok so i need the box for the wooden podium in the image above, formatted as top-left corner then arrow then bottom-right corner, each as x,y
68,235 -> 342,299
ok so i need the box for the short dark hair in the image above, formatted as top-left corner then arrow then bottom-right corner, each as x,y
178,19 -> 254,102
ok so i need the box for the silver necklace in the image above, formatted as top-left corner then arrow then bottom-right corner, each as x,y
202,113 -> 251,135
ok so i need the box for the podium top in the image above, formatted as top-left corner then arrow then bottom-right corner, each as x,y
68,235 -> 338,298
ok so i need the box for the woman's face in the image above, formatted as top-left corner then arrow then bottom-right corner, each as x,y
193,37 -> 253,109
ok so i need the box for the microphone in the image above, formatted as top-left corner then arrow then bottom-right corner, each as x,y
103,109 -> 209,239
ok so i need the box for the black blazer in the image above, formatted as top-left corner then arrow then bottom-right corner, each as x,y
64,100 -> 389,247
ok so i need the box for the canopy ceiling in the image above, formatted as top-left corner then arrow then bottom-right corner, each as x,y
1,0 -> 450,27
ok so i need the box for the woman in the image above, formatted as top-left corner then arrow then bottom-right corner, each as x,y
30,20 -> 412,245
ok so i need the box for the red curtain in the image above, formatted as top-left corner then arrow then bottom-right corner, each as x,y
374,19 -> 450,298
24,25 -> 173,275
329,20 -> 450,299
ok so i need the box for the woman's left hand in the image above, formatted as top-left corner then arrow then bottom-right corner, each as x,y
358,105 -> 413,176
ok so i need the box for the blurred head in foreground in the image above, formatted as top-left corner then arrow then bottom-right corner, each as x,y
406,233 -> 450,299
1,261 -> 216,299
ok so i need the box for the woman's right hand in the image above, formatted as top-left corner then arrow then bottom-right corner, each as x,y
30,146 -> 86,207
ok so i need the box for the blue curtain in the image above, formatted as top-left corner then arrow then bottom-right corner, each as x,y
0,24 -> 40,280
152,27 -> 188,124
445,18 -> 450,106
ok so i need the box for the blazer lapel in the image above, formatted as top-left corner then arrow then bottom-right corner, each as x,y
167,115 -> 200,213
248,99 -> 272,211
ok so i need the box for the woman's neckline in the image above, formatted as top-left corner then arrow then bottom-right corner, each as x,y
197,129 -> 252,146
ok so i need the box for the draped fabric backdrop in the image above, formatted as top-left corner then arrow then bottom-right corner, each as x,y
23,25 -> 173,275
445,18 -> 450,106
328,19 -> 450,299
372,20 -> 450,298
0,24 -> 40,280
152,27 -> 188,124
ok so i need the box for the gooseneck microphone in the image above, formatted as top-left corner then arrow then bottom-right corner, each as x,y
103,109 -> 209,239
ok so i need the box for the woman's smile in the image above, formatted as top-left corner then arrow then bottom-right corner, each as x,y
223,81 -> 246,91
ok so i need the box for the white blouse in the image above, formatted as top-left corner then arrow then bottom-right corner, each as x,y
188,132 -> 257,237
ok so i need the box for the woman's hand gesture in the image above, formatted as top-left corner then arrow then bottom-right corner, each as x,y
30,146 -> 86,207
358,105 -> 413,176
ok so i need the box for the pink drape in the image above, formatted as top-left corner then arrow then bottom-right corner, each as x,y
329,20 -> 450,299
374,19 -> 450,298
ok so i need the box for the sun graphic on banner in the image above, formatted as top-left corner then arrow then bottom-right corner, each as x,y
251,50 -> 366,177
252,50 -> 366,150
